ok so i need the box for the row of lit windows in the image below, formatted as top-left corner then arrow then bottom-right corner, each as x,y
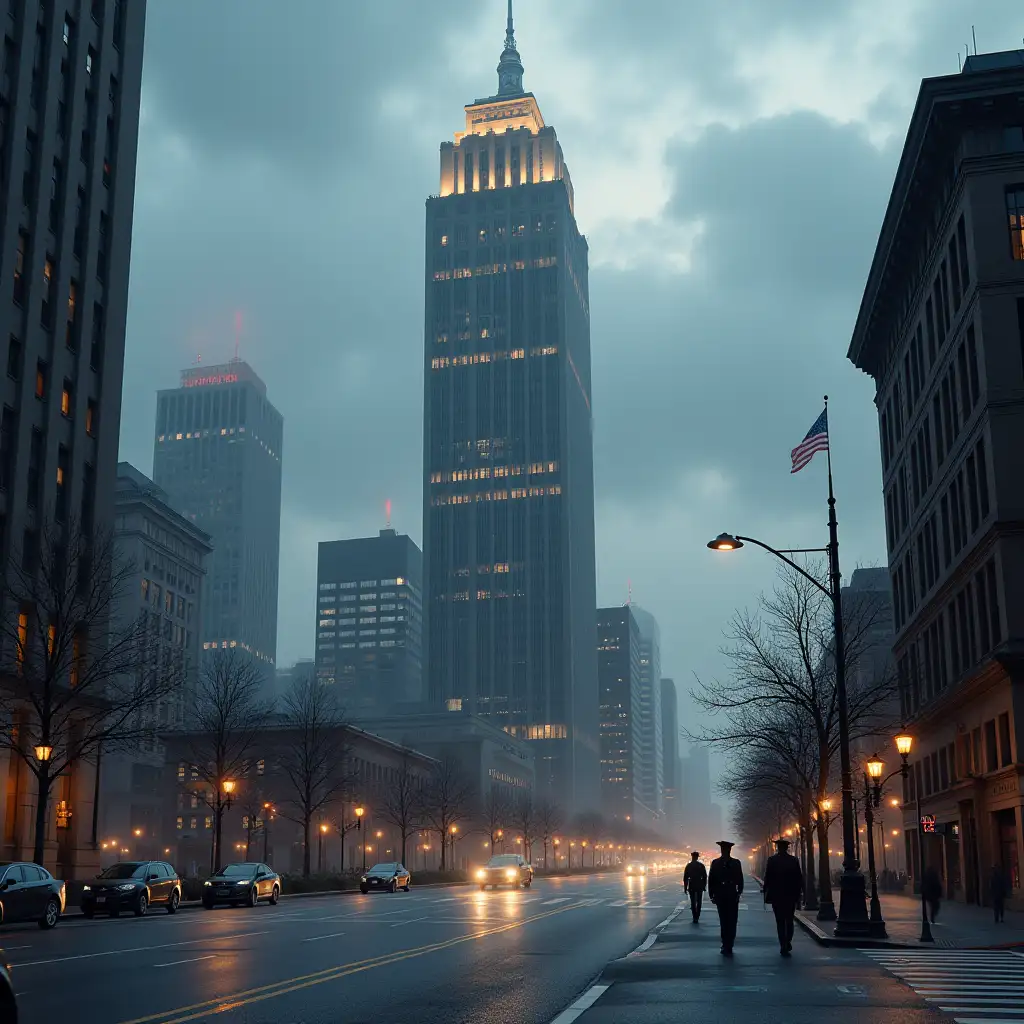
431,486 -> 562,506
432,256 -> 559,282
318,578 -> 405,591
431,350 -> 525,369
201,639 -> 274,664
502,724 -> 568,740
318,639 -> 404,650
158,426 -> 245,442
430,462 -> 557,484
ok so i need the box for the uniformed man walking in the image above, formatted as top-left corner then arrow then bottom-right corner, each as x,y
708,839 -> 744,955
763,837 -> 804,956
683,851 -> 707,923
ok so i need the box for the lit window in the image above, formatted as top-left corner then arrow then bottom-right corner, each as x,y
176,816 -> 183,830
204,816 -> 212,829
86,400 -> 97,435
1007,185 -> 1024,260
16,612 -> 28,672
447,698 -> 463,712
61,380 -> 72,416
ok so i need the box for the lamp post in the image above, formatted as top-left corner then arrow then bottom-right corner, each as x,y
862,755 -> 885,938
355,806 -> 365,872
318,823 -> 328,874
262,803 -> 275,864
449,825 -> 458,871
707,526 -> 866,935
215,779 -> 236,873
375,830 -> 383,865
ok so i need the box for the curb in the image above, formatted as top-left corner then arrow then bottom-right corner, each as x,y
793,910 -> 1024,950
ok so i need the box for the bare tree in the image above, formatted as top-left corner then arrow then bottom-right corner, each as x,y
480,787 -> 511,856
535,798 -> 564,870
238,783 -> 272,861
420,756 -> 474,871
378,754 -> 425,866
276,672 -> 353,877
0,520 -> 184,865
182,650 -> 271,873
509,794 -> 537,864
690,562 -> 898,912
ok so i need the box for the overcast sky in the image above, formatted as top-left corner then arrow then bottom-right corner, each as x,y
118,1 -> 1022,772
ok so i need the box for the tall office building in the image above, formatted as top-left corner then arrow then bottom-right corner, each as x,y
596,606 -> 643,823
153,360 -> 283,670
315,529 -> 423,716
0,1 -> 146,874
848,49 -> 1024,904
422,4 -> 598,812
631,605 -> 664,816
660,678 -> 681,831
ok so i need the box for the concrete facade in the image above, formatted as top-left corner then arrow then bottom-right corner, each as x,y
631,605 -> 664,818
0,0 -> 147,880
848,50 -> 1024,907
422,13 -> 598,815
661,678 -> 682,832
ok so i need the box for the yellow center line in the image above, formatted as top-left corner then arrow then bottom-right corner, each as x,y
117,901 -> 584,1024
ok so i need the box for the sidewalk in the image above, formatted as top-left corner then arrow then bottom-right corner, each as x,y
795,892 -> 1024,948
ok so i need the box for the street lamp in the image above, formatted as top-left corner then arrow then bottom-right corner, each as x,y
355,807 -> 366,872
34,744 -> 53,762
318,822 -> 329,874
708,518 -> 864,934
860,754 -> 886,938
376,830 -> 384,864
263,802 -> 275,863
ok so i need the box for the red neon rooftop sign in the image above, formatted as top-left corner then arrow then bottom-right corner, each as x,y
182,372 -> 239,388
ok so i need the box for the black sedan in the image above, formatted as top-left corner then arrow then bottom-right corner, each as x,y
80,861 -> 182,918
475,854 -> 533,890
202,863 -> 280,908
359,863 -> 411,894
0,862 -> 64,930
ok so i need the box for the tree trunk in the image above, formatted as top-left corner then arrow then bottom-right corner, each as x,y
805,809 -> 818,910
302,817 -> 312,877
214,795 -> 224,872
400,830 -> 407,866
91,744 -> 102,849
440,829 -> 447,871
33,764 -> 49,866
816,814 -> 833,910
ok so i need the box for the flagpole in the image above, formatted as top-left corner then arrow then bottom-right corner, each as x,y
824,395 -> 870,936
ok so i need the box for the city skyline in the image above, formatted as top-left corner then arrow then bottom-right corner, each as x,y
114,2 -> 1020,761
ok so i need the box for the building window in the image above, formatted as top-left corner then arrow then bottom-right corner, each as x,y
86,45 -> 94,75
985,719 -> 998,773
86,399 -> 97,436
60,379 -> 72,416
13,230 -> 27,304
1006,185 -> 1024,260
6,335 -> 21,380
15,610 -> 27,673
66,279 -> 77,347
35,360 -> 46,399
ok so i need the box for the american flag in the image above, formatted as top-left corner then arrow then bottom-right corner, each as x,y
790,409 -> 829,474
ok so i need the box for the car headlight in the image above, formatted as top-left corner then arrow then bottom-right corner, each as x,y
360,876 -> 367,883
82,884 -> 91,892
505,869 -> 517,879
116,883 -> 137,891
203,880 -> 212,887
476,869 -> 486,880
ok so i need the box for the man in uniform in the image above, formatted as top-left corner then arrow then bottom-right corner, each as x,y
762,836 -> 804,956
708,839 -> 744,955
683,851 -> 707,923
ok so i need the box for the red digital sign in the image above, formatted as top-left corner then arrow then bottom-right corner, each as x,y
182,372 -> 239,388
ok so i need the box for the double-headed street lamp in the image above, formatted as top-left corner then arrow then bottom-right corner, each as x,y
708,528 -> 868,936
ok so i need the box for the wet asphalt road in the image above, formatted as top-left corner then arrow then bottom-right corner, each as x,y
2,872 -> 683,1024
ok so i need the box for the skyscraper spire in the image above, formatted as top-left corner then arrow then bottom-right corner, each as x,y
496,0 -> 525,97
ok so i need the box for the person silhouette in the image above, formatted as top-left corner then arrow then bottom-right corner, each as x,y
708,840 -> 744,955
763,837 -> 803,956
683,851 -> 707,923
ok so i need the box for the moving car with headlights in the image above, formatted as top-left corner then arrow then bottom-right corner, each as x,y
80,861 -> 181,918
359,863 -> 410,894
0,862 -> 65,929
202,862 -> 280,908
476,854 -> 533,890
0,958 -> 16,1022
625,861 -> 647,876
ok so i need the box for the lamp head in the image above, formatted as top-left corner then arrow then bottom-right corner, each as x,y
866,754 -> 884,779
821,798 -> 833,812
895,733 -> 913,757
708,533 -> 743,552
354,806 -> 364,818
34,744 -> 53,762
222,779 -> 236,795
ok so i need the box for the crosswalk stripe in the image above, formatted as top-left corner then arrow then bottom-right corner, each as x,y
542,898 -> 572,905
866,948 -> 1024,1024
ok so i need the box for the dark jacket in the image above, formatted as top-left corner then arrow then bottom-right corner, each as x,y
708,855 -> 744,903
683,861 -> 707,893
763,851 -> 804,907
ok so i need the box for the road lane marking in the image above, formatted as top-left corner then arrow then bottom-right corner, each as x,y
542,897 -> 572,905
11,929 -> 268,968
548,983 -> 611,1024
391,917 -> 428,927
302,932 -> 346,942
154,956 -> 217,968
115,902 -> 586,1024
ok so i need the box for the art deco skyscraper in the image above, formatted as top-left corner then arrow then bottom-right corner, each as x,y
422,4 -> 598,813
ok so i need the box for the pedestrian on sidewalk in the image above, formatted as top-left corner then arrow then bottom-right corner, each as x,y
762,837 -> 803,957
683,851 -> 707,924
989,864 -> 1009,923
708,839 -> 744,956
922,866 -> 942,923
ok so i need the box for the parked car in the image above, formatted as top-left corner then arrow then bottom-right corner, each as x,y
80,861 -> 181,918
202,863 -> 280,908
0,958 -> 16,1022
475,854 -> 533,890
0,863 -> 65,929
359,863 -> 411,894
